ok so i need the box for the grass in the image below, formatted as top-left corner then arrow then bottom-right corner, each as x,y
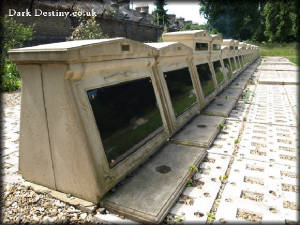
102,109 -> 163,164
202,79 -> 215,97
258,42 -> 299,65
215,71 -> 224,84
171,88 -> 197,117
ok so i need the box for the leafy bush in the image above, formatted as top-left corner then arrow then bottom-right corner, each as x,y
2,59 -> 21,92
67,16 -> 107,40
1,15 -> 35,92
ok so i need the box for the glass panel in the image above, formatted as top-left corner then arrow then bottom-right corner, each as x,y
223,58 -> 232,78
196,63 -> 215,97
87,78 -> 163,167
235,56 -> 241,68
213,44 -> 221,50
195,42 -> 208,51
239,55 -> 244,66
164,67 -> 197,117
235,46 -> 238,50
230,57 -> 236,72
213,60 -> 224,84
230,46 -> 234,50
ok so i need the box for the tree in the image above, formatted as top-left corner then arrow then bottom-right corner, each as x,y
199,0 -> 267,41
180,23 -> 220,35
152,0 -> 169,27
67,16 -> 107,41
1,15 -> 35,91
263,0 -> 298,42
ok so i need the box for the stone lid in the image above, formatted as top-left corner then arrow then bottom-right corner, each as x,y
233,40 -> 239,46
145,42 -> 192,57
211,34 -> 222,43
162,30 -> 212,42
8,37 -> 157,63
222,39 -> 235,46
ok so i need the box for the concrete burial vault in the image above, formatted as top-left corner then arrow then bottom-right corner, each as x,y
9,35 -> 258,223
8,37 -> 208,223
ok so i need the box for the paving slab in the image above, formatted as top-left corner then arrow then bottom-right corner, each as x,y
217,87 -> 243,100
215,158 -> 288,223
258,63 -> 298,71
101,143 -> 207,224
238,122 -> 297,166
207,120 -> 242,156
202,97 -> 237,117
170,115 -> 225,148
227,100 -> 250,121
277,70 -> 299,84
168,153 -> 231,224
258,70 -> 299,84
247,84 -> 296,126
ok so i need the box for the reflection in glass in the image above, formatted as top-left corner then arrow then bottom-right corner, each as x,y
164,67 -> 197,117
230,57 -> 236,72
87,78 -> 163,167
235,56 -> 241,68
195,42 -> 208,51
213,44 -> 221,50
239,55 -> 244,66
213,60 -> 224,84
196,63 -> 215,97
223,58 -> 232,78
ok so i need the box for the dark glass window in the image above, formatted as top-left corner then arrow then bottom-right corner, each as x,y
213,44 -> 221,50
87,78 -> 163,167
195,42 -> 208,51
196,63 -> 215,97
235,46 -> 238,50
164,67 -> 197,117
239,55 -> 244,66
213,60 -> 224,84
235,56 -> 241,68
223,58 -> 232,78
230,46 -> 234,50
230,57 -> 236,72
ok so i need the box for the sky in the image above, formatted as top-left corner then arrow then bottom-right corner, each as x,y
131,1 -> 207,25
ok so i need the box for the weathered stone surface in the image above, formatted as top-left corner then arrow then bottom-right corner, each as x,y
171,115 -> 225,147
202,97 -> 237,117
101,143 -> 207,224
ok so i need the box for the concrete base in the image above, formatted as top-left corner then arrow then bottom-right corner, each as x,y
202,98 -> 237,117
170,115 -> 225,147
101,143 -> 207,224
217,87 -> 243,100
229,78 -> 248,89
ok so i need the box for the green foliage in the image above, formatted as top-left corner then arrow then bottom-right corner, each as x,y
263,1 -> 298,43
199,0 -> 298,43
219,174 -> 228,181
258,42 -> 298,56
1,15 -> 34,92
67,16 -> 107,40
242,89 -> 253,104
288,57 -> 299,66
189,165 -> 199,173
206,212 -> 215,222
152,0 -> 169,27
218,123 -> 226,130
1,59 -> 21,92
199,0 -> 265,40
234,139 -> 239,145
2,15 -> 35,56
186,178 -> 193,187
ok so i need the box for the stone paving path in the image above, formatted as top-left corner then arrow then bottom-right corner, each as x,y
1,57 -> 298,224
